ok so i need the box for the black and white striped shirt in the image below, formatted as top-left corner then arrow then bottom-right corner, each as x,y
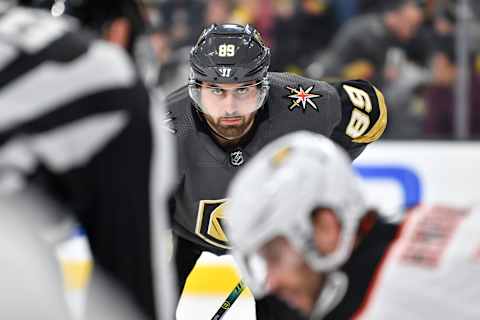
0,6 -> 174,319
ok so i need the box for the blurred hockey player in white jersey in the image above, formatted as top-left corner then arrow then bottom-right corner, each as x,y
225,131 -> 480,320
0,1 -> 175,319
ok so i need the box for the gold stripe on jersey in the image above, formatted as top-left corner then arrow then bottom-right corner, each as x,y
353,85 -> 387,144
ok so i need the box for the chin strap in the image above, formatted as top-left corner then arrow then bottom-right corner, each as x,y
311,271 -> 349,319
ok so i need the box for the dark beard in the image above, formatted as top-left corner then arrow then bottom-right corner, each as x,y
205,115 -> 255,141
215,123 -> 248,139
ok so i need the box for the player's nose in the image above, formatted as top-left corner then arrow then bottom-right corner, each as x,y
223,92 -> 238,113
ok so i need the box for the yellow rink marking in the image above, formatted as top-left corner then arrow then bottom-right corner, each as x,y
61,260 -> 251,297
61,260 -> 92,290
183,265 -> 251,296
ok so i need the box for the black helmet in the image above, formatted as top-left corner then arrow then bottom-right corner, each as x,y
189,23 -> 271,84
188,24 -> 270,121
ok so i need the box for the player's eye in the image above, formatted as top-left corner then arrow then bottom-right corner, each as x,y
209,87 -> 224,95
235,87 -> 249,95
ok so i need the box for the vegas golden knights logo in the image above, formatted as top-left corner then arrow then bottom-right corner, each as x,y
195,199 -> 230,249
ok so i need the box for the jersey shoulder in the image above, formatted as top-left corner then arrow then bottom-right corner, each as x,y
166,85 -> 189,108
165,85 -> 191,124
268,72 -> 339,110
165,85 -> 197,139
331,79 -> 387,144
266,74 -> 386,159
266,72 -> 341,133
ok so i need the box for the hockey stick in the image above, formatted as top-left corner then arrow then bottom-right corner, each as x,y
211,280 -> 246,320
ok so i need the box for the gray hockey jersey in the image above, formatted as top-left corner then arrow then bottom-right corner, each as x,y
166,72 -> 387,253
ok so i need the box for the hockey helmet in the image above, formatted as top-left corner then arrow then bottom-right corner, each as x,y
225,131 -> 368,297
188,23 -> 270,117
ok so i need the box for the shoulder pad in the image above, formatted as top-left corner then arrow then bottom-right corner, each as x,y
333,80 -> 387,144
269,72 -> 334,95
166,85 -> 189,105
268,72 -> 339,113
164,86 -> 193,136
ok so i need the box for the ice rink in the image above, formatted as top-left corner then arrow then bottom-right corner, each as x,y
176,252 -> 256,320
59,237 -> 256,319
177,295 -> 255,320
176,253 -> 256,319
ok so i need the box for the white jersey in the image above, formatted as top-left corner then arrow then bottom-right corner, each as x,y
354,205 -> 480,320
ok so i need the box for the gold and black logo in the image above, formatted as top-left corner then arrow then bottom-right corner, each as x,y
285,85 -> 321,111
195,199 -> 230,249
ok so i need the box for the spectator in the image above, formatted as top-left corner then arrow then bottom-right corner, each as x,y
306,0 -> 426,85
157,0 -> 206,48
306,0 -> 429,138
270,0 -> 337,73
205,0 -> 235,25
423,0 -> 480,138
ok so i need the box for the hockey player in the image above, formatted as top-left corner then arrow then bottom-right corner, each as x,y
0,1 -> 175,319
226,131 -> 480,320
166,23 -> 387,317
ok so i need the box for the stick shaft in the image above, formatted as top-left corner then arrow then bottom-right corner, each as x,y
211,280 -> 246,320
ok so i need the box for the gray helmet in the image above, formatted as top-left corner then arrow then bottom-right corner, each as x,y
189,23 -> 271,84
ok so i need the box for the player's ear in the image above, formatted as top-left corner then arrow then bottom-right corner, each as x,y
311,208 -> 341,255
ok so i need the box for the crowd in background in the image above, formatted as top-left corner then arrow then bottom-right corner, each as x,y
137,0 -> 480,140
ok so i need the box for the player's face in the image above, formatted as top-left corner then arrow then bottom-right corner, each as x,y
200,81 -> 259,140
311,208 -> 341,255
258,236 -> 325,315
396,3 -> 424,41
